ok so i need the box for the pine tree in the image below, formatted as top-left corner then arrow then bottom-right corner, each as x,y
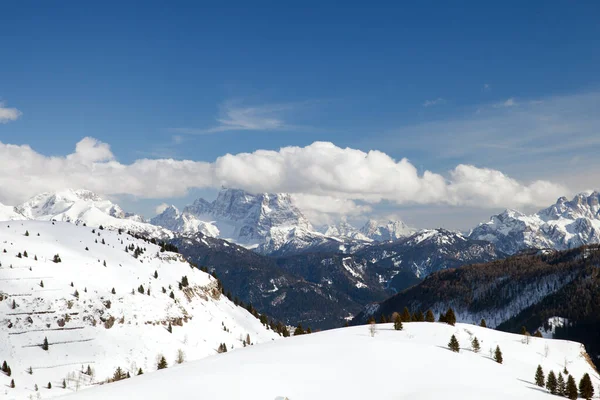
169,291 -> 175,300
113,366 -> 124,381
47,382 -> 52,389
111,287 -> 116,294
520,326 -> 528,335
546,370 -> 558,394
416,310 -> 425,322
534,330 -> 543,338
62,379 -> 66,389
535,365 -> 545,387
157,356 -> 168,370
40,280 -> 44,288
294,324 -> 305,336
566,375 -> 578,400
579,373 -> 594,400
10,379 -> 14,388
393,313 -> 403,331
86,365 -> 93,376
25,230 -> 29,236
137,368 -> 143,375
448,334 -> 460,353
2,360 -> 7,373
42,337 -> 49,351
445,307 -> 456,326
167,322 -> 172,333
401,307 -> 411,322
154,270 -> 158,279
379,314 -> 387,323
480,319 -> 487,328
557,372 -> 566,396
425,309 -> 435,322
103,260 -> 106,267
494,345 -> 503,364
471,336 -> 480,353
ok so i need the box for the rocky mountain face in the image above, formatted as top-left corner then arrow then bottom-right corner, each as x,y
359,219 -> 415,241
357,229 -> 503,288
171,233 -> 393,329
470,192 -> 600,254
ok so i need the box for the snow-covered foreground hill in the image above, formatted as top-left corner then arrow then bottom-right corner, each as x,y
62,322 -> 598,400
0,221 -> 279,400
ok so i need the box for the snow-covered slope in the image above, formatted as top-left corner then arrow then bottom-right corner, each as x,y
0,221 -> 279,399
471,192 -> 600,254
14,189 -> 173,239
0,202 -> 24,221
62,322 -> 598,400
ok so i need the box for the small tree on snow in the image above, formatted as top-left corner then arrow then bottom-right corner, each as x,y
557,372 -> 566,396
535,365 -> 545,387
546,370 -> 558,394
369,321 -> 377,337
393,313 -> 403,331
494,345 -> 503,364
42,337 -> 49,351
176,349 -> 185,364
448,334 -> 460,353
425,309 -> 435,322
579,373 -> 594,400
471,336 -> 480,353
157,355 -> 168,370
480,319 -> 487,328
566,375 -> 578,400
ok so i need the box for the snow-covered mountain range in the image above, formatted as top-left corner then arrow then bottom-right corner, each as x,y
470,191 -> 600,254
151,188 -> 415,254
0,220 -> 279,399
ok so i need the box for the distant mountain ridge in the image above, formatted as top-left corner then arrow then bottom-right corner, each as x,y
469,191 -> 600,254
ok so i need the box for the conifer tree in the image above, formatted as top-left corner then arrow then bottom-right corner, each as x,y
157,356 -> 168,370
425,309 -> 435,322
535,365 -> 545,387
40,280 -> 44,288
2,360 -> 8,373
294,324 -> 305,336
579,373 -> 594,400
520,326 -> 528,335
566,375 -> 578,400
471,336 -> 480,353
10,379 -> 14,388
534,330 -> 543,338
480,319 -> 487,328
86,365 -> 93,376
62,379 -> 66,389
546,370 -> 558,394
42,337 -> 49,351
154,270 -> 158,279
438,312 -> 446,323
448,334 -> 460,353
111,287 -> 116,294
25,230 -> 29,236
167,322 -> 172,333
494,345 -> 503,364
445,307 -> 456,326
379,314 -> 387,324
393,313 -> 403,331
113,367 -> 124,381
47,382 -> 52,389
138,368 -> 143,375
557,372 -> 566,396
401,307 -> 411,322
416,310 -> 424,322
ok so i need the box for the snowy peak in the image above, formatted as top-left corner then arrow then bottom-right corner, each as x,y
471,191 -> 600,254
359,219 -> 414,241
0,202 -> 25,221
16,189 -> 129,221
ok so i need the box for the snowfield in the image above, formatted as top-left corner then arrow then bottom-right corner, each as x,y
0,221 -> 279,400
61,322 -> 598,400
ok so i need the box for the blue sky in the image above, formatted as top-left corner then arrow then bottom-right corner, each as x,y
1,1 -> 599,229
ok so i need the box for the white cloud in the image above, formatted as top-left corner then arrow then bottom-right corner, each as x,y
155,203 -> 170,215
423,98 -> 446,107
0,102 -> 22,123
291,194 -> 372,225
170,100 -> 298,134
0,138 -> 567,216
495,97 -> 517,107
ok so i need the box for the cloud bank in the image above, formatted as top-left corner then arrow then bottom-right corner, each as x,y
0,137 -> 567,221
